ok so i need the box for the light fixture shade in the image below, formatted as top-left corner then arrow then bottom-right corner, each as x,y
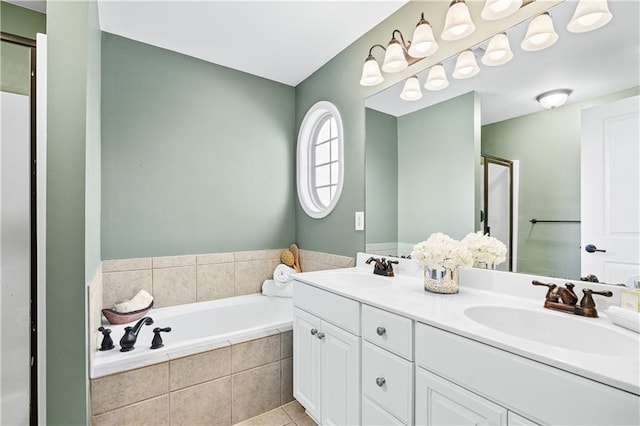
567,0 -> 612,33
521,13 -> 558,51
441,0 -> 476,41
481,0 -> 523,21
400,76 -> 423,101
482,33 -> 514,66
360,56 -> 384,86
408,20 -> 439,58
452,50 -> 480,79
382,40 -> 408,73
424,64 -> 449,91
536,89 -> 572,109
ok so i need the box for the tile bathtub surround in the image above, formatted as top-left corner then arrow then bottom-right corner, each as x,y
90,330 -> 294,425
298,249 -> 355,272
87,266 -> 103,371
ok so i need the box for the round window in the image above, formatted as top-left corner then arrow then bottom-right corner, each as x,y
297,101 -> 344,219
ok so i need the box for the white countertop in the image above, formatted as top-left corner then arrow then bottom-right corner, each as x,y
293,257 -> 640,396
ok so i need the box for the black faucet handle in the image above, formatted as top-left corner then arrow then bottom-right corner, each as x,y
98,326 -> 115,351
150,327 -> 172,349
580,288 -> 613,309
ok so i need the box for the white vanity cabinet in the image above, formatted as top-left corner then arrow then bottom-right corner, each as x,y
293,283 -> 361,425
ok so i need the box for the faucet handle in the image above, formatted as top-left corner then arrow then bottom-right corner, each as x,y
532,280 -> 559,302
98,326 -> 115,351
150,327 -> 172,350
580,288 -> 613,309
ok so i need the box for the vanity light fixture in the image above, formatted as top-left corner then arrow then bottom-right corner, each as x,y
481,0 -> 523,21
408,13 -> 439,58
382,35 -> 409,73
521,12 -> 558,51
452,50 -> 480,79
424,64 -> 449,91
441,0 -> 476,41
481,32 -> 514,66
359,45 -> 385,86
536,89 -> 572,109
567,0 -> 612,33
400,76 -> 423,101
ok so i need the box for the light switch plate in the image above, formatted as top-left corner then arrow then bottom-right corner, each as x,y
355,211 -> 364,231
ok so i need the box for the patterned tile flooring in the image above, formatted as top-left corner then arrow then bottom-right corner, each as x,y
235,401 -> 316,426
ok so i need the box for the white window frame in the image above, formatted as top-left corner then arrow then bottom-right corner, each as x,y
297,101 -> 344,219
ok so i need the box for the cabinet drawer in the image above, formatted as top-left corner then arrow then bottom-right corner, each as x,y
294,281 -> 360,335
362,304 -> 413,360
362,396 -> 404,426
362,341 -> 413,424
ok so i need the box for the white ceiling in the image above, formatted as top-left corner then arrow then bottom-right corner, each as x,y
97,0 -> 407,86
365,0 -> 640,124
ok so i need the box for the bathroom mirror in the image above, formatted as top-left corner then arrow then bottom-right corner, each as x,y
364,0 -> 639,281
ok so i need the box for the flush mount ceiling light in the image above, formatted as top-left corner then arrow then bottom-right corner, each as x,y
481,0 -> 523,21
424,64 -> 449,91
452,50 -> 480,79
567,0 -> 612,33
408,13 -> 439,58
400,76 -> 423,101
521,12 -> 558,51
481,32 -> 514,66
536,89 -> 572,109
441,0 -> 476,41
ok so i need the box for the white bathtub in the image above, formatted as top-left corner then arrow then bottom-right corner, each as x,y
91,294 -> 293,378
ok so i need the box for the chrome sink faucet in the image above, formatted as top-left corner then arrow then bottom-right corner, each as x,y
532,281 -> 612,318
119,317 -> 154,352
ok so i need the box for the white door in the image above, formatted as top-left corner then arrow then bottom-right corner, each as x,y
415,368 -> 507,426
581,95 -> 640,284
321,320 -> 360,426
293,308 -> 322,422
1,90 -> 32,426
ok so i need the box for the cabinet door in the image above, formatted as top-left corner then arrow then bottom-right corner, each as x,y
293,308 -> 322,422
362,396 -> 404,426
507,411 -> 540,426
321,320 -> 361,426
416,368 -> 507,426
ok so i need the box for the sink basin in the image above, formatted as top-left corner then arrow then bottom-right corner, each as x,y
464,305 -> 639,355
319,271 -> 392,288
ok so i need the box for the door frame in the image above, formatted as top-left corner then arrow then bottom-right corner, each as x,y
482,155 -> 514,271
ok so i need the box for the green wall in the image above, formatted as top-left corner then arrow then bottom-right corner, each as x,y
0,1 -> 46,95
482,86 -> 639,279
398,92 -> 480,243
101,34 -> 295,259
365,108 -> 398,244
47,0 -> 101,423
295,0 -> 559,258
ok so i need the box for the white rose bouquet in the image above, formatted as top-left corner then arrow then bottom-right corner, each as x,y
411,232 -> 473,272
461,231 -> 507,266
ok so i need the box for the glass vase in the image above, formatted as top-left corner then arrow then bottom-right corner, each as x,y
424,267 -> 459,294
473,261 -> 497,270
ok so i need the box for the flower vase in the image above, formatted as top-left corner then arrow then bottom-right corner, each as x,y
424,267 -> 459,294
473,261 -> 497,270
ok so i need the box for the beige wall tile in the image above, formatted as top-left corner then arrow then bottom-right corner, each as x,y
299,250 -> 322,264
332,255 -> 356,268
88,267 -> 103,371
91,363 -> 168,415
281,357 -> 294,405
266,249 -> 285,260
170,346 -> 231,391
197,263 -> 234,302
91,395 -> 168,426
322,253 -> 336,266
197,252 -> 234,265
267,259 -> 280,276
102,269 -> 152,309
152,266 -> 196,308
281,331 -> 293,359
152,255 -> 196,269
170,377 -> 231,426
102,257 -> 152,273
235,407 -> 292,426
232,362 -> 281,424
231,334 -> 280,373
234,250 -> 267,262
234,260 -> 269,296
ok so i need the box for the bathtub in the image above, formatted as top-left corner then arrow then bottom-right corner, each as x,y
91,294 -> 293,378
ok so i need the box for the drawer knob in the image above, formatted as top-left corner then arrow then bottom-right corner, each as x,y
317,332 -> 325,340
376,326 -> 386,336
310,328 -> 318,336
376,377 -> 386,387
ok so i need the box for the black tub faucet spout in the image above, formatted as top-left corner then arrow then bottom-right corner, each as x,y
119,317 -> 154,352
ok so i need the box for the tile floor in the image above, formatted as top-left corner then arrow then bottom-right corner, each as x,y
235,401 -> 316,426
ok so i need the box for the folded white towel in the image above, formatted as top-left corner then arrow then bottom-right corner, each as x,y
605,306 -> 640,334
114,289 -> 154,313
262,279 -> 293,298
273,264 -> 297,287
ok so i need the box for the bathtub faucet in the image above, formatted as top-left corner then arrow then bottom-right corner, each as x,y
119,317 -> 154,352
